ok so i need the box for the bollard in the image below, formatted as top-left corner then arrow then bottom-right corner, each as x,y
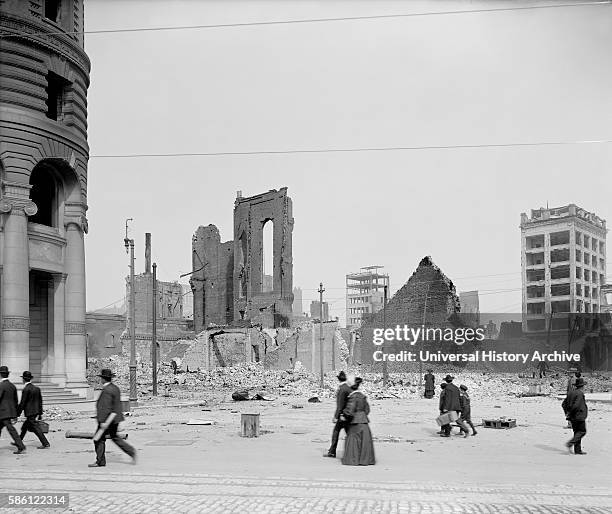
240,413 -> 260,438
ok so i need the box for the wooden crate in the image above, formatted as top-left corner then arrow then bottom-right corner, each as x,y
482,418 -> 517,429
240,413 -> 260,438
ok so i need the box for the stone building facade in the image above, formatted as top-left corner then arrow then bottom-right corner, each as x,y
0,0 -> 90,396
191,188 -> 294,331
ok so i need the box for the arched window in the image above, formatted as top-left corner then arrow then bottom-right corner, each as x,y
29,163 -> 60,227
262,220 -> 273,292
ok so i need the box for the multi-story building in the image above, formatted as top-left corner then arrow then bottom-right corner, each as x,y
346,266 -> 389,328
521,204 -> 607,332
309,300 -> 329,321
0,0 -> 90,395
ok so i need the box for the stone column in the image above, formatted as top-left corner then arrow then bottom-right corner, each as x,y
0,182 -> 37,382
64,216 -> 87,390
45,273 -> 67,386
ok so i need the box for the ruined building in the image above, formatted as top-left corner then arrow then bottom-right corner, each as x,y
191,188 -> 294,331
359,256 -> 461,364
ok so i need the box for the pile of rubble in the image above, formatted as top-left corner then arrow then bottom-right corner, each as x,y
43,406 -> 79,422
88,355 -> 611,401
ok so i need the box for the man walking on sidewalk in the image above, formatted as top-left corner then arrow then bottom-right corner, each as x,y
0,366 -> 26,454
17,371 -> 49,449
89,369 -> 136,467
324,371 -> 352,458
563,377 -> 588,455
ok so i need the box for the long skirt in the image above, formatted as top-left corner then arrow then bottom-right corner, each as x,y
424,388 -> 435,399
342,423 -> 376,466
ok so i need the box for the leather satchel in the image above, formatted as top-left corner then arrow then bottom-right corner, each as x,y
37,420 -> 50,433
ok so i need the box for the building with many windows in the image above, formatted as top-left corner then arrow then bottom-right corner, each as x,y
346,266 -> 389,328
521,204 -> 607,332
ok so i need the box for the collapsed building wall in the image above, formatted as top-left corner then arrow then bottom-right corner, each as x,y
192,188 -> 294,331
359,256 -> 461,364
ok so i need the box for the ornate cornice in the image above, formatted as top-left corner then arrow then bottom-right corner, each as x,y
0,13 -> 91,77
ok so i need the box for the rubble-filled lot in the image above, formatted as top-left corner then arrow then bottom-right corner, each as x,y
87,355 -> 611,405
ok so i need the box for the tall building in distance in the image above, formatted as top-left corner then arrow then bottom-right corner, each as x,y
346,266 -> 390,328
521,204 -> 607,332
310,300 -> 329,321
292,286 -> 303,315
459,290 -> 480,327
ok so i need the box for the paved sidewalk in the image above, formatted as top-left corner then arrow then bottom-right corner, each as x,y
1,470 -> 611,513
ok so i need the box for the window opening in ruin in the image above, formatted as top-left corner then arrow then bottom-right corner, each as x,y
29,164 -> 58,227
45,0 -> 61,22
238,233 -> 247,298
262,219 -> 274,293
45,71 -> 70,121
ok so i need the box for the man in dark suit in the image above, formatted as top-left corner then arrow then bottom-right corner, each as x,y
89,369 -> 136,467
0,365 -> 26,454
17,371 -> 49,448
324,371 -> 352,458
440,374 -> 461,437
563,377 -> 588,455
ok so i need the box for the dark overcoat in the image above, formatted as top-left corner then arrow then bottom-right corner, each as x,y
440,382 -> 461,412
0,379 -> 19,420
18,382 -> 44,417
96,382 -> 125,424
562,389 -> 588,422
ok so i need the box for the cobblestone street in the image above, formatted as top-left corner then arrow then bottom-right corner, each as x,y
1,469 -> 612,513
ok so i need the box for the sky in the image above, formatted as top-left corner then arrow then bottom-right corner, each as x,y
82,0 -> 612,324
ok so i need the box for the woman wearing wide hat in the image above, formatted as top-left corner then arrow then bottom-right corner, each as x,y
341,377 -> 375,466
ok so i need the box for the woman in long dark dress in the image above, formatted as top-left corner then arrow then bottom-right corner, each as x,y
424,370 -> 435,399
341,377 -> 375,466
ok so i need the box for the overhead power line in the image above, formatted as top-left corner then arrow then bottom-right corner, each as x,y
89,139 -> 612,160
0,2 -> 610,39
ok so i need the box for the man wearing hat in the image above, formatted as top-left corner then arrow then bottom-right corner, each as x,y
562,377 -> 588,455
0,365 -> 26,454
458,385 -> 477,437
324,371 -> 352,458
439,375 -> 461,437
16,371 -> 49,448
90,369 -> 136,467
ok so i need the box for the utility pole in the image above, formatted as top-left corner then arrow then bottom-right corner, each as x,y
419,283 -> 430,387
152,262 -> 158,396
382,284 -> 389,386
318,282 -> 325,388
124,219 -> 137,405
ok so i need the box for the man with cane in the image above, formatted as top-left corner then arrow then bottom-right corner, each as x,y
89,369 -> 136,467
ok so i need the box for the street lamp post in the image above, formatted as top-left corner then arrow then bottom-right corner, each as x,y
124,219 -> 137,405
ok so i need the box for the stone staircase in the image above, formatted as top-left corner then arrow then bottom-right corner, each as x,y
35,382 -> 90,406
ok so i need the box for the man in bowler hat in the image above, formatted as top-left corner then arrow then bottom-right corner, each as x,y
16,371 -> 49,448
0,366 -> 26,453
90,369 -> 136,467
324,371 -> 352,458
563,377 -> 588,455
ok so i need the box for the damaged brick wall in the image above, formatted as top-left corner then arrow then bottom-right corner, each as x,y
191,225 -> 234,331
192,188 -> 294,330
359,256 -> 461,364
